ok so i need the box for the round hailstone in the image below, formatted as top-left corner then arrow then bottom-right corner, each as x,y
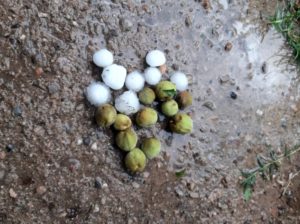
144,67 -> 162,85
146,50 -> 166,67
115,91 -> 140,115
86,82 -> 111,106
101,64 -> 127,90
93,49 -> 114,67
170,72 -> 189,91
125,71 -> 145,92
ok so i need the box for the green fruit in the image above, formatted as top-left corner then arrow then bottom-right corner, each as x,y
125,148 -> 147,172
155,81 -> 177,101
114,114 -> 132,131
116,129 -> 138,151
136,107 -> 158,127
141,137 -> 161,159
161,100 -> 179,117
95,104 -> 117,127
138,87 -> 156,105
177,91 -> 193,109
169,113 -> 193,134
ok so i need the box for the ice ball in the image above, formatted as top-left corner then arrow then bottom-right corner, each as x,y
125,71 -> 145,92
101,64 -> 127,90
86,82 -> 111,106
115,91 -> 140,115
93,49 -> 113,67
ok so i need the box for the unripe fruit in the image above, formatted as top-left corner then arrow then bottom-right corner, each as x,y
161,100 -> 179,117
125,148 -> 147,172
169,113 -> 193,134
177,91 -> 193,109
141,137 -> 161,159
95,104 -> 117,127
138,87 -> 156,105
116,129 -> 138,151
136,107 -> 158,128
114,114 -> 132,131
155,81 -> 177,101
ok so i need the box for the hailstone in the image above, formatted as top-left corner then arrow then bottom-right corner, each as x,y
144,67 -> 162,85
101,64 -> 127,90
170,72 -> 189,91
115,91 -> 140,115
86,82 -> 111,106
146,50 -> 166,67
93,49 -> 113,67
125,71 -> 145,92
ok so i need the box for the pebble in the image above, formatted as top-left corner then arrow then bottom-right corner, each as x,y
68,158 -> 81,171
0,151 -> 6,160
159,64 -> 167,74
77,139 -> 83,145
93,204 -> 100,213
185,16 -> 192,27
189,192 -> 199,198
83,136 -> 91,146
256,109 -> 264,117
0,170 -> 5,181
35,67 -> 43,78
48,82 -> 60,94
120,18 -> 133,32
230,91 -> 237,99
36,186 -> 47,195
203,101 -> 216,111
6,144 -> 14,152
9,188 -> 17,198
95,177 -> 108,189
261,62 -> 268,74
290,104 -> 298,112
224,42 -> 233,51
219,74 -> 230,84
13,105 -> 22,116
91,142 -> 97,150
132,182 -> 140,188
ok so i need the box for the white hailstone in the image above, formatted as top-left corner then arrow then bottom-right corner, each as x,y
170,72 -> 189,91
101,64 -> 127,90
93,49 -> 114,67
115,91 -> 140,115
125,71 -> 145,92
146,50 -> 166,67
144,67 -> 162,85
86,82 -> 111,106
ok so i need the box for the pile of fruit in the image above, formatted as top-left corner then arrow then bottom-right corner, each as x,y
86,49 -> 193,173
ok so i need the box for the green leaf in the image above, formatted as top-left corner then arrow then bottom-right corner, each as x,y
256,156 -> 265,168
175,169 -> 186,178
243,187 -> 252,201
163,89 -> 176,97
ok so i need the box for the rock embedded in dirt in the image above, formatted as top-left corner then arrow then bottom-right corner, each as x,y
36,186 -> 47,195
224,42 -> 233,51
12,105 -> 22,116
48,82 -> 60,94
120,18 -> 133,32
203,101 -> 216,111
230,91 -> 237,99
9,188 -> 17,198
6,144 -> 14,152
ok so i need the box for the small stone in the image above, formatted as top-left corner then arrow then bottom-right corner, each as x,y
256,109 -> 264,117
93,204 -> 100,213
95,177 -> 107,189
9,188 -> 17,198
120,18 -> 133,32
159,64 -> 167,74
35,67 -> 43,78
77,139 -> 83,145
91,142 -> 97,150
261,62 -> 267,74
132,182 -> 140,188
175,187 -> 184,197
68,158 -> 81,171
0,151 -> 6,160
48,82 -> 60,94
189,192 -> 199,198
224,42 -> 233,51
142,172 -> 150,179
83,136 -> 91,146
230,91 -> 237,99
6,144 -> 14,152
185,16 -> 192,27
203,101 -> 216,111
219,74 -> 230,84
36,186 -> 47,195
290,104 -> 298,112
13,106 -> 22,116
0,170 -> 5,180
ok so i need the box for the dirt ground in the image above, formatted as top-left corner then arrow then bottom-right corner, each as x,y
1,0 -> 300,223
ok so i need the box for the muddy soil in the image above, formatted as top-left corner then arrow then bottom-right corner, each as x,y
1,0 -> 300,223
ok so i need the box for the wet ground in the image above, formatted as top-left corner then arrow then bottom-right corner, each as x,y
1,0 -> 300,223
